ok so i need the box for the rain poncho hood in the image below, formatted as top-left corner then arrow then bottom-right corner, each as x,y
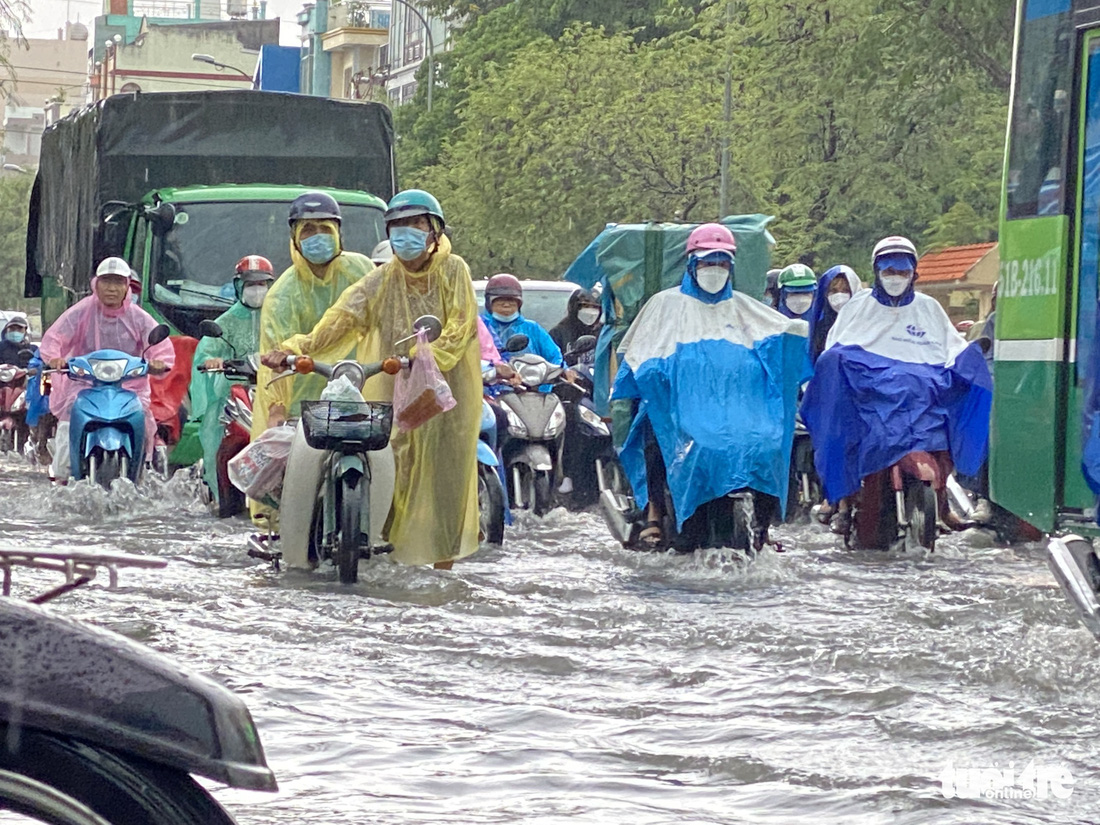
252,229 -> 374,436
613,283 -> 809,528
808,265 -> 863,363
800,290 -> 992,503
38,286 -> 175,457
280,232 -> 482,566
192,300 -> 262,502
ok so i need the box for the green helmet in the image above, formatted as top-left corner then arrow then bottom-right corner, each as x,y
777,263 -> 816,289
384,189 -> 445,227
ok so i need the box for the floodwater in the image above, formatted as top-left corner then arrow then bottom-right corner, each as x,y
2,457 -> 1099,825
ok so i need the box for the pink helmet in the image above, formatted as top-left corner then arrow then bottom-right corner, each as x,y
687,223 -> 737,256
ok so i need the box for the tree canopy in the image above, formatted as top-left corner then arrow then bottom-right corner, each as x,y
396,0 -> 1013,279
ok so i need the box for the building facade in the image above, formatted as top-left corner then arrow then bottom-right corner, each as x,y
384,0 -> 449,104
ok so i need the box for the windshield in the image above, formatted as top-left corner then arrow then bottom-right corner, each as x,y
475,284 -> 577,331
151,200 -> 385,316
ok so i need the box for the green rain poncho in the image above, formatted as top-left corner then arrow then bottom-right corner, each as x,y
252,221 -> 375,436
191,300 -> 261,504
281,233 -> 481,566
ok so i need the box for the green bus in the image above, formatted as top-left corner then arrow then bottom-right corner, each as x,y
991,0 -> 1100,535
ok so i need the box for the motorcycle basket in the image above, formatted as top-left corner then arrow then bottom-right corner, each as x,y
300,400 -> 393,451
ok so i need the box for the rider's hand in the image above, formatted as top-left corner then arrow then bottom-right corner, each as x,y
261,350 -> 291,371
564,369 -> 578,384
268,404 -> 287,427
203,357 -> 224,371
495,362 -> 515,379
148,359 -> 169,375
47,357 -> 67,370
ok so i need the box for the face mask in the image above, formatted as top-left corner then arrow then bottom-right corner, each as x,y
785,293 -> 814,315
4,331 -> 25,344
300,233 -> 338,265
695,265 -> 729,294
577,307 -> 601,326
241,284 -> 268,309
827,292 -> 851,312
880,274 -> 912,297
389,226 -> 431,261
492,311 -> 519,324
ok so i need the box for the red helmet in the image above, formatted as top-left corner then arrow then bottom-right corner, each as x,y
485,273 -> 524,311
235,255 -> 276,282
687,223 -> 737,256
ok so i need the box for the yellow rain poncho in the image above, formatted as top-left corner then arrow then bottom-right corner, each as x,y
252,221 -> 374,435
281,233 -> 481,566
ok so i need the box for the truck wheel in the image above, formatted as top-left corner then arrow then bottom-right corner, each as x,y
337,473 -> 362,584
0,727 -> 236,825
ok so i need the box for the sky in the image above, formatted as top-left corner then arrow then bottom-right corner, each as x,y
24,0 -> 306,45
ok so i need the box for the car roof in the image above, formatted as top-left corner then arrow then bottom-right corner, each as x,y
471,279 -> 581,292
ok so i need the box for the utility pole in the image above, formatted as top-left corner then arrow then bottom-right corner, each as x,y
718,2 -> 733,217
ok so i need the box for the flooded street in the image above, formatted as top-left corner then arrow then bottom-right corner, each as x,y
2,457 -> 1099,824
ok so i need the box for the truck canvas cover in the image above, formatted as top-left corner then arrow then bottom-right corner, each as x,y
26,90 -> 395,297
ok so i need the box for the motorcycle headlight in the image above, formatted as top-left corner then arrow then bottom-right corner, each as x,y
546,402 -> 567,438
90,358 -> 128,382
578,404 -> 609,436
332,360 -> 366,389
505,405 -> 527,437
0,367 -> 14,383
518,362 -> 546,386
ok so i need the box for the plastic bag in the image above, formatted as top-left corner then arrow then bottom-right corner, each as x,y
320,374 -> 365,403
228,424 -> 294,499
393,331 -> 456,432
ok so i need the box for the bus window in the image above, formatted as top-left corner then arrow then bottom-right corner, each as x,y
1006,0 -> 1073,219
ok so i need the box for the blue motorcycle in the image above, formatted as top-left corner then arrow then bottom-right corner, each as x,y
478,396 -> 506,544
67,324 -> 170,487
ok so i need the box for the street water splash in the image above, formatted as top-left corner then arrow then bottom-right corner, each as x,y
1,455 -> 1097,824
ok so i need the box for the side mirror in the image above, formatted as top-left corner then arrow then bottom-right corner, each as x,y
198,319 -> 224,339
412,314 -> 443,344
101,200 -> 133,226
505,334 -> 529,353
145,201 -> 177,236
978,336 -> 993,354
571,335 -> 597,356
148,324 -> 171,346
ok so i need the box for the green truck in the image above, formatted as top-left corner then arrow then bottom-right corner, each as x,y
25,90 -> 395,465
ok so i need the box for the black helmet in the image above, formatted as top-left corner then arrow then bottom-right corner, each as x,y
288,191 -> 342,226
568,288 -> 600,317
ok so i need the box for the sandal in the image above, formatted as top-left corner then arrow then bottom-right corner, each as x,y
637,520 -> 663,549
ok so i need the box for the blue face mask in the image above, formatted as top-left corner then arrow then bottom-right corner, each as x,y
4,330 -> 24,344
299,232 -> 338,265
492,311 -> 519,324
389,226 -> 431,261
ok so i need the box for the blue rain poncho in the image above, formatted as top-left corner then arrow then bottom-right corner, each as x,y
613,272 -> 809,528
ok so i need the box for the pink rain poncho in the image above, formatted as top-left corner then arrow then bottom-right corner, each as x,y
39,280 -> 176,458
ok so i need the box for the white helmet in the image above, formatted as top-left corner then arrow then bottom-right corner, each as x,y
871,236 -> 918,270
95,256 -> 133,279
370,240 -> 393,265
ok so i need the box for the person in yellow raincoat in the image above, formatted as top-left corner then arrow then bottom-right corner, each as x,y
262,190 -> 481,569
250,191 -> 374,521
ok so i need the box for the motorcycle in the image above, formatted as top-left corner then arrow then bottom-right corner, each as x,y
249,315 -> 441,584
846,451 -> 946,552
0,546 -> 276,824
0,358 -> 31,455
195,320 -> 257,518
496,351 -> 569,516
554,336 -> 629,510
65,324 -> 172,488
477,396 -> 506,544
785,416 -> 822,522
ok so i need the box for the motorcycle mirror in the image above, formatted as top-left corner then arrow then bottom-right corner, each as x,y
198,319 -> 224,339
572,335 -> 597,356
977,336 -> 993,354
147,324 -> 171,347
505,335 -> 529,353
412,314 -> 443,344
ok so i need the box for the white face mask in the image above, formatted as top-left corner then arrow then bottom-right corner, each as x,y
827,292 -> 851,312
577,306 -> 601,326
695,265 -> 729,294
880,274 -> 912,297
241,284 -> 269,308
785,293 -> 813,315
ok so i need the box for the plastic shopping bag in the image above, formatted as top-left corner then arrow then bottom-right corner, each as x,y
228,424 -> 295,499
393,330 -> 456,432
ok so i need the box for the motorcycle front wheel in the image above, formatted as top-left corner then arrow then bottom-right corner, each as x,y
477,464 -> 506,544
0,428 -> 11,454
337,472 -> 363,584
0,728 -> 235,825
905,480 -> 938,552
